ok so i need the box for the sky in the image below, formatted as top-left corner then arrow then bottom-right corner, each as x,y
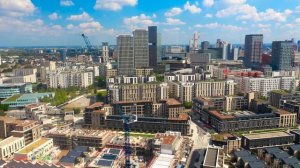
0,0 -> 300,46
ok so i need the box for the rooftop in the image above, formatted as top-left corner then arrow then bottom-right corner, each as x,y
271,90 -> 290,95
209,110 -> 235,120
86,102 -> 104,109
161,135 -> 176,145
48,127 -> 113,138
18,138 -> 52,154
166,98 -> 182,106
203,148 -> 218,167
0,136 -> 23,148
243,131 -> 292,140
276,109 -> 294,115
0,83 -> 27,87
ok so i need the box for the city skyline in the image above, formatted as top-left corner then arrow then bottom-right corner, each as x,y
1,0 -> 300,46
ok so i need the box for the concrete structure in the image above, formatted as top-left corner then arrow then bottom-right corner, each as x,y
47,127 -> 115,150
272,40 -> 293,71
241,131 -> 294,149
0,83 -> 32,99
244,34 -> 263,67
102,42 -> 109,63
117,35 -> 134,76
0,136 -> 25,159
275,109 -> 297,127
47,70 -> 94,88
133,29 -> 149,68
14,138 -> 53,161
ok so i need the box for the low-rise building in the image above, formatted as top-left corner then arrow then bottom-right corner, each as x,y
0,83 -> 32,99
241,131 -> 294,149
275,109 -> 297,127
14,138 -> 54,161
0,136 -> 25,159
1,92 -> 54,108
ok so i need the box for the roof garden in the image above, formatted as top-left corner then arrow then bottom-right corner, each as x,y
4,94 -> 22,102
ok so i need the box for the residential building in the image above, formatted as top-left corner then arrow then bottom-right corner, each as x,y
272,40 -> 293,71
102,42 -> 109,63
47,70 -> 94,88
117,35 -> 134,76
0,136 -> 25,159
269,90 -> 300,108
0,117 -> 42,145
14,138 -> 53,161
47,128 -> 115,150
244,34 -> 263,67
0,83 -> 32,99
275,109 -> 297,127
133,29 -> 149,68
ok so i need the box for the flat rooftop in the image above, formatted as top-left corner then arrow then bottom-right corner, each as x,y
0,83 -> 27,87
0,136 -> 23,148
48,128 -> 112,138
203,148 -> 218,167
18,138 -> 51,154
166,98 -> 182,106
276,109 -> 294,115
151,154 -> 174,168
243,131 -> 292,140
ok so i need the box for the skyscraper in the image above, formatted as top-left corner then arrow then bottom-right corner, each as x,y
201,41 -> 210,50
102,42 -> 109,63
133,29 -> 149,68
148,26 -> 161,67
189,32 -> 200,52
244,34 -> 263,67
117,35 -> 134,76
271,40 -> 293,71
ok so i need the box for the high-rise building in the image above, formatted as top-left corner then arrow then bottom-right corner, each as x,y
244,34 -> 263,67
201,41 -> 210,50
133,29 -> 149,68
189,32 -> 200,52
148,26 -> 161,67
102,42 -> 109,63
271,40 -> 293,71
117,35 -> 134,76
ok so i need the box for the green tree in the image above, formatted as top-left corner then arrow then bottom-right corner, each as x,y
73,108 -> 81,114
183,102 -> 193,109
155,74 -> 164,82
95,76 -> 106,89
96,91 -> 107,102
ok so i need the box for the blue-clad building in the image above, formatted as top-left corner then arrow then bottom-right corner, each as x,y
0,83 -> 32,99
1,92 -> 54,108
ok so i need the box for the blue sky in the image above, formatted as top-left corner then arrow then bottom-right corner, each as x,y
0,0 -> 300,46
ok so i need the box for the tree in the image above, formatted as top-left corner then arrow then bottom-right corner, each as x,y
73,108 -> 81,114
155,74 -> 164,82
96,91 -> 107,102
95,76 -> 106,89
183,102 -> 193,109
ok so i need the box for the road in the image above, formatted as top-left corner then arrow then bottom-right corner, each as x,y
186,119 -> 210,168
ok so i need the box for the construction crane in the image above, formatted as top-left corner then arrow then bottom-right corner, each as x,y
118,103 -> 137,168
81,34 -> 93,50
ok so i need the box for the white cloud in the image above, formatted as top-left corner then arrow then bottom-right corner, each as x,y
52,25 -> 63,30
164,18 -> 185,25
60,0 -> 74,6
165,7 -> 183,17
184,1 -> 201,14
48,12 -> 59,20
67,12 -> 93,21
94,0 -> 137,11
66,24 -> 75,30
256,24 -> 271,28
0,0 -> 35,16
79,21 -> 103,34
123,14 -> 156,28
216,4 -> 292,22
203,0 -> 214,7
205,13 -> 213,18
163,27 -> 180,32
222,0 -> 246,5
195,22 -> 243,31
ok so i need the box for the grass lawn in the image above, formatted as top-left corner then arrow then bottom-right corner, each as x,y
233,128 -> 289,136
4,94 -> 21,102
119,132 -> 155,138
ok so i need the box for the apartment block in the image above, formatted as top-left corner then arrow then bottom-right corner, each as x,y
0,117 -> 42,145
47,70 -> 94,88
14,138 -> 53,161
0,136 -> 25,159
0,83 -> 32,99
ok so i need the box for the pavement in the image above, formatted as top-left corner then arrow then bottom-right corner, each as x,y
186,119 -> 210,168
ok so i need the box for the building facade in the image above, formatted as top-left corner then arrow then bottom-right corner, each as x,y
272,40 -> 293,71
244,34 -> 263,67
